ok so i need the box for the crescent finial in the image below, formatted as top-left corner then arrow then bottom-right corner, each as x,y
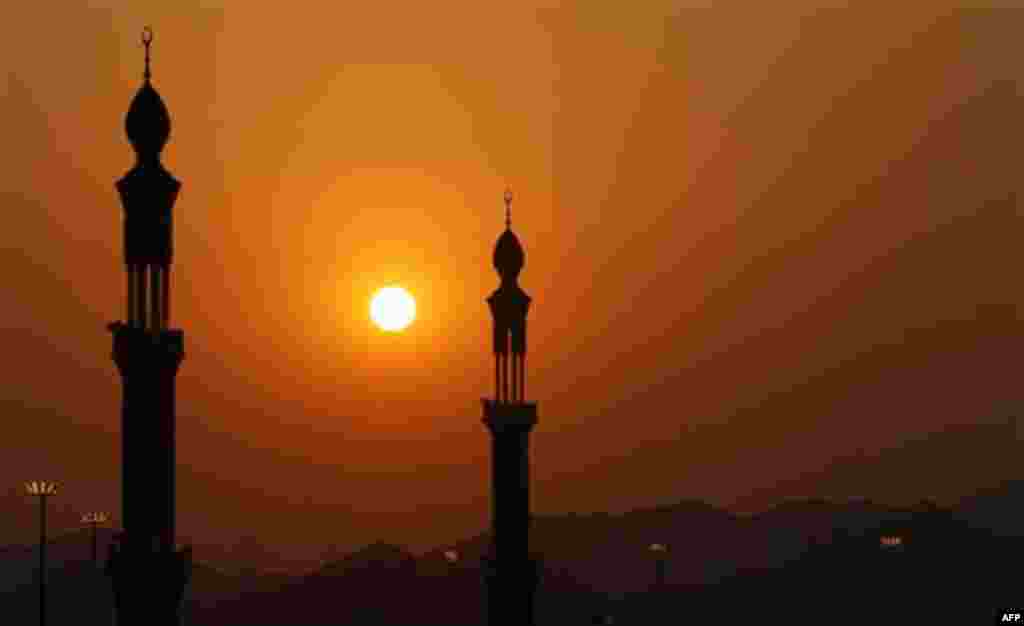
504,188 -> 513,230
142,26 -> 153,81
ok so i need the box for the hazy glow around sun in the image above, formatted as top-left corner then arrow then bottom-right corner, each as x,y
370,286 -> 416,332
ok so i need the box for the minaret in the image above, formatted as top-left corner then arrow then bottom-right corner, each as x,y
105,27 -> 191,626
481,189 -> 539,626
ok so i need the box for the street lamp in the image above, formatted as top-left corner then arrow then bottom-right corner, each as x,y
25,481 -> 58,626
81,512 -> 109,567
648,543 -> 668,590
443,550 -> 459,588
441,550 -> 460,622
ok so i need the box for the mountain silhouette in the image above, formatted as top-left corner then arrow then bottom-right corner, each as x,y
5,474 -> 1024,624
207,542 -> 430,626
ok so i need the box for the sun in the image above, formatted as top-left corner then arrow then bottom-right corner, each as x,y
370,286 -> 416,332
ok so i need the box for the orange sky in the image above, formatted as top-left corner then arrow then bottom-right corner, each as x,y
0,3 -> 1019,567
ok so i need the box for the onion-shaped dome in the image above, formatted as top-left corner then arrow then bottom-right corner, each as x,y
493,228 -> 524,281
125,80 -> 170,161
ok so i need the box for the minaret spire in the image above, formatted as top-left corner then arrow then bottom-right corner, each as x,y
504,187 -> 513,230
142,26 -> 153,82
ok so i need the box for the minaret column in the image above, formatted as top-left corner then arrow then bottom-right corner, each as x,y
149,266 -> 159,330
502,353 -> 510,403
518,353 -> 525,402
162,266 -> 170,328
137,266 -> 148,329
126,265 -> 136,325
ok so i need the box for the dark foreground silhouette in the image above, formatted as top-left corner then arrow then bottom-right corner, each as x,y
4,489 -> 1024,625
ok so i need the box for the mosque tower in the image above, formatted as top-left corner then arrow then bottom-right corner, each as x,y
481,189 -> 540,626
105,27 -> 191,626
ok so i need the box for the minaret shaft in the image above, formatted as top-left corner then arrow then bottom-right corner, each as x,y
108,322 -> 189,626
482,401 -> 538,626
490,426 -> 531,562
115,333 -> 180,550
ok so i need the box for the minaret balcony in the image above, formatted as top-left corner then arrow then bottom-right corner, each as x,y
481,399 -> 538,432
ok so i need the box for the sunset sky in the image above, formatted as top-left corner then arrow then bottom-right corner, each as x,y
0,2 -> 1019,568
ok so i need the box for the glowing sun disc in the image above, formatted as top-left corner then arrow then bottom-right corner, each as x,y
370,287 -> 416,332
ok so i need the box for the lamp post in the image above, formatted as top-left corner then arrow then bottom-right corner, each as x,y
444,550 -> 461,591
81,512 -> 109,568
25,481 -> 58,626
648,543 -> 668,590
444,550 -> 460,598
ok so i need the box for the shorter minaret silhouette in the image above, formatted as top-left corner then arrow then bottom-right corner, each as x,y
105,27 -> 191,626
481,189 -> 539,626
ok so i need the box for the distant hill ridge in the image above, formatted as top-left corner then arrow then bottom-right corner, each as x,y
4,485 -> 1024,624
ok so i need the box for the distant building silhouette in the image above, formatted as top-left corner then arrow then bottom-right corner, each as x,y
104,27 -> 191,626
481,190 -> 540,626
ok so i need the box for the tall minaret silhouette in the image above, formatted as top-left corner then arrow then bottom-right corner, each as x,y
482,189 -> 539,626
105,27 -> 191,626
